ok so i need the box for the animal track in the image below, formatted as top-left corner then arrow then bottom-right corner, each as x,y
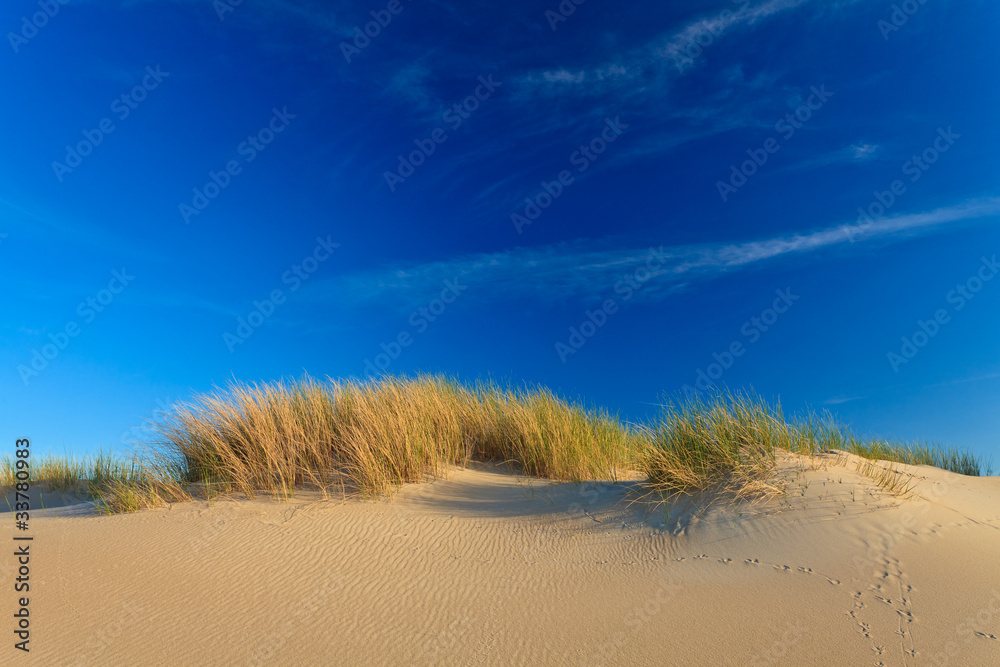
854,556 -> 918,662
797,566 -> 840,585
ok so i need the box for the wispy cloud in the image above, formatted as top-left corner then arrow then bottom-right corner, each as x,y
823,395 -> 866,405
303,197 -> 1000,309
850,143 -> 880,160
542,69 -> 586,84
384,62 -> 437,111
768,142 -> 883,178
486,0 -> 821,189
662,0 -> 811,71
520,0 -> 812,97
924,371 -> 1000,390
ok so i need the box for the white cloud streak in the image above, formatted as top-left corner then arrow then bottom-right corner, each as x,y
521,0 -> 812,96
305,197 -> 1000,309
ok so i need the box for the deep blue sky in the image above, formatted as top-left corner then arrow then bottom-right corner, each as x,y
2,0 -> 998,468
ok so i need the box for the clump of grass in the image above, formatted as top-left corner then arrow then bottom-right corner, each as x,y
97,474 -> 189,514
0,451 -> 143,493
1,454 -> 90,493
146,375 -> 642,502
847,456 -> 915,496
842,437 -> 981,476
0,450 -> 177,513
793,410 -> 984,476
641,390 -> 985,500
641,391 -> 796,500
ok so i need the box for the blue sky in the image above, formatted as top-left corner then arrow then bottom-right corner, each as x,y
2,0 -> 998,468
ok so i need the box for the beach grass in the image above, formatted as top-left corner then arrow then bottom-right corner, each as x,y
2,376 -> 987,513
0,451 -> 157,513
148,375 -> 642,501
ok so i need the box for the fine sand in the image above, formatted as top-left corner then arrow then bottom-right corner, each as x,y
2,452 -> 999,666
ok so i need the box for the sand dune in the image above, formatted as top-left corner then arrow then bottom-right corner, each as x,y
2,453 -> 999,666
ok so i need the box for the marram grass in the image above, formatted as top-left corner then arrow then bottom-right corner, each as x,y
150,375 -> 643,500
1,376 -> 987,513
0,451 -> 166,514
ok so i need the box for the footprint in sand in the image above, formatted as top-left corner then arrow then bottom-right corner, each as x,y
796,565 -> 840,585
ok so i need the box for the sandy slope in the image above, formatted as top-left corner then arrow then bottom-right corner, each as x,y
2,453 -> 999,666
